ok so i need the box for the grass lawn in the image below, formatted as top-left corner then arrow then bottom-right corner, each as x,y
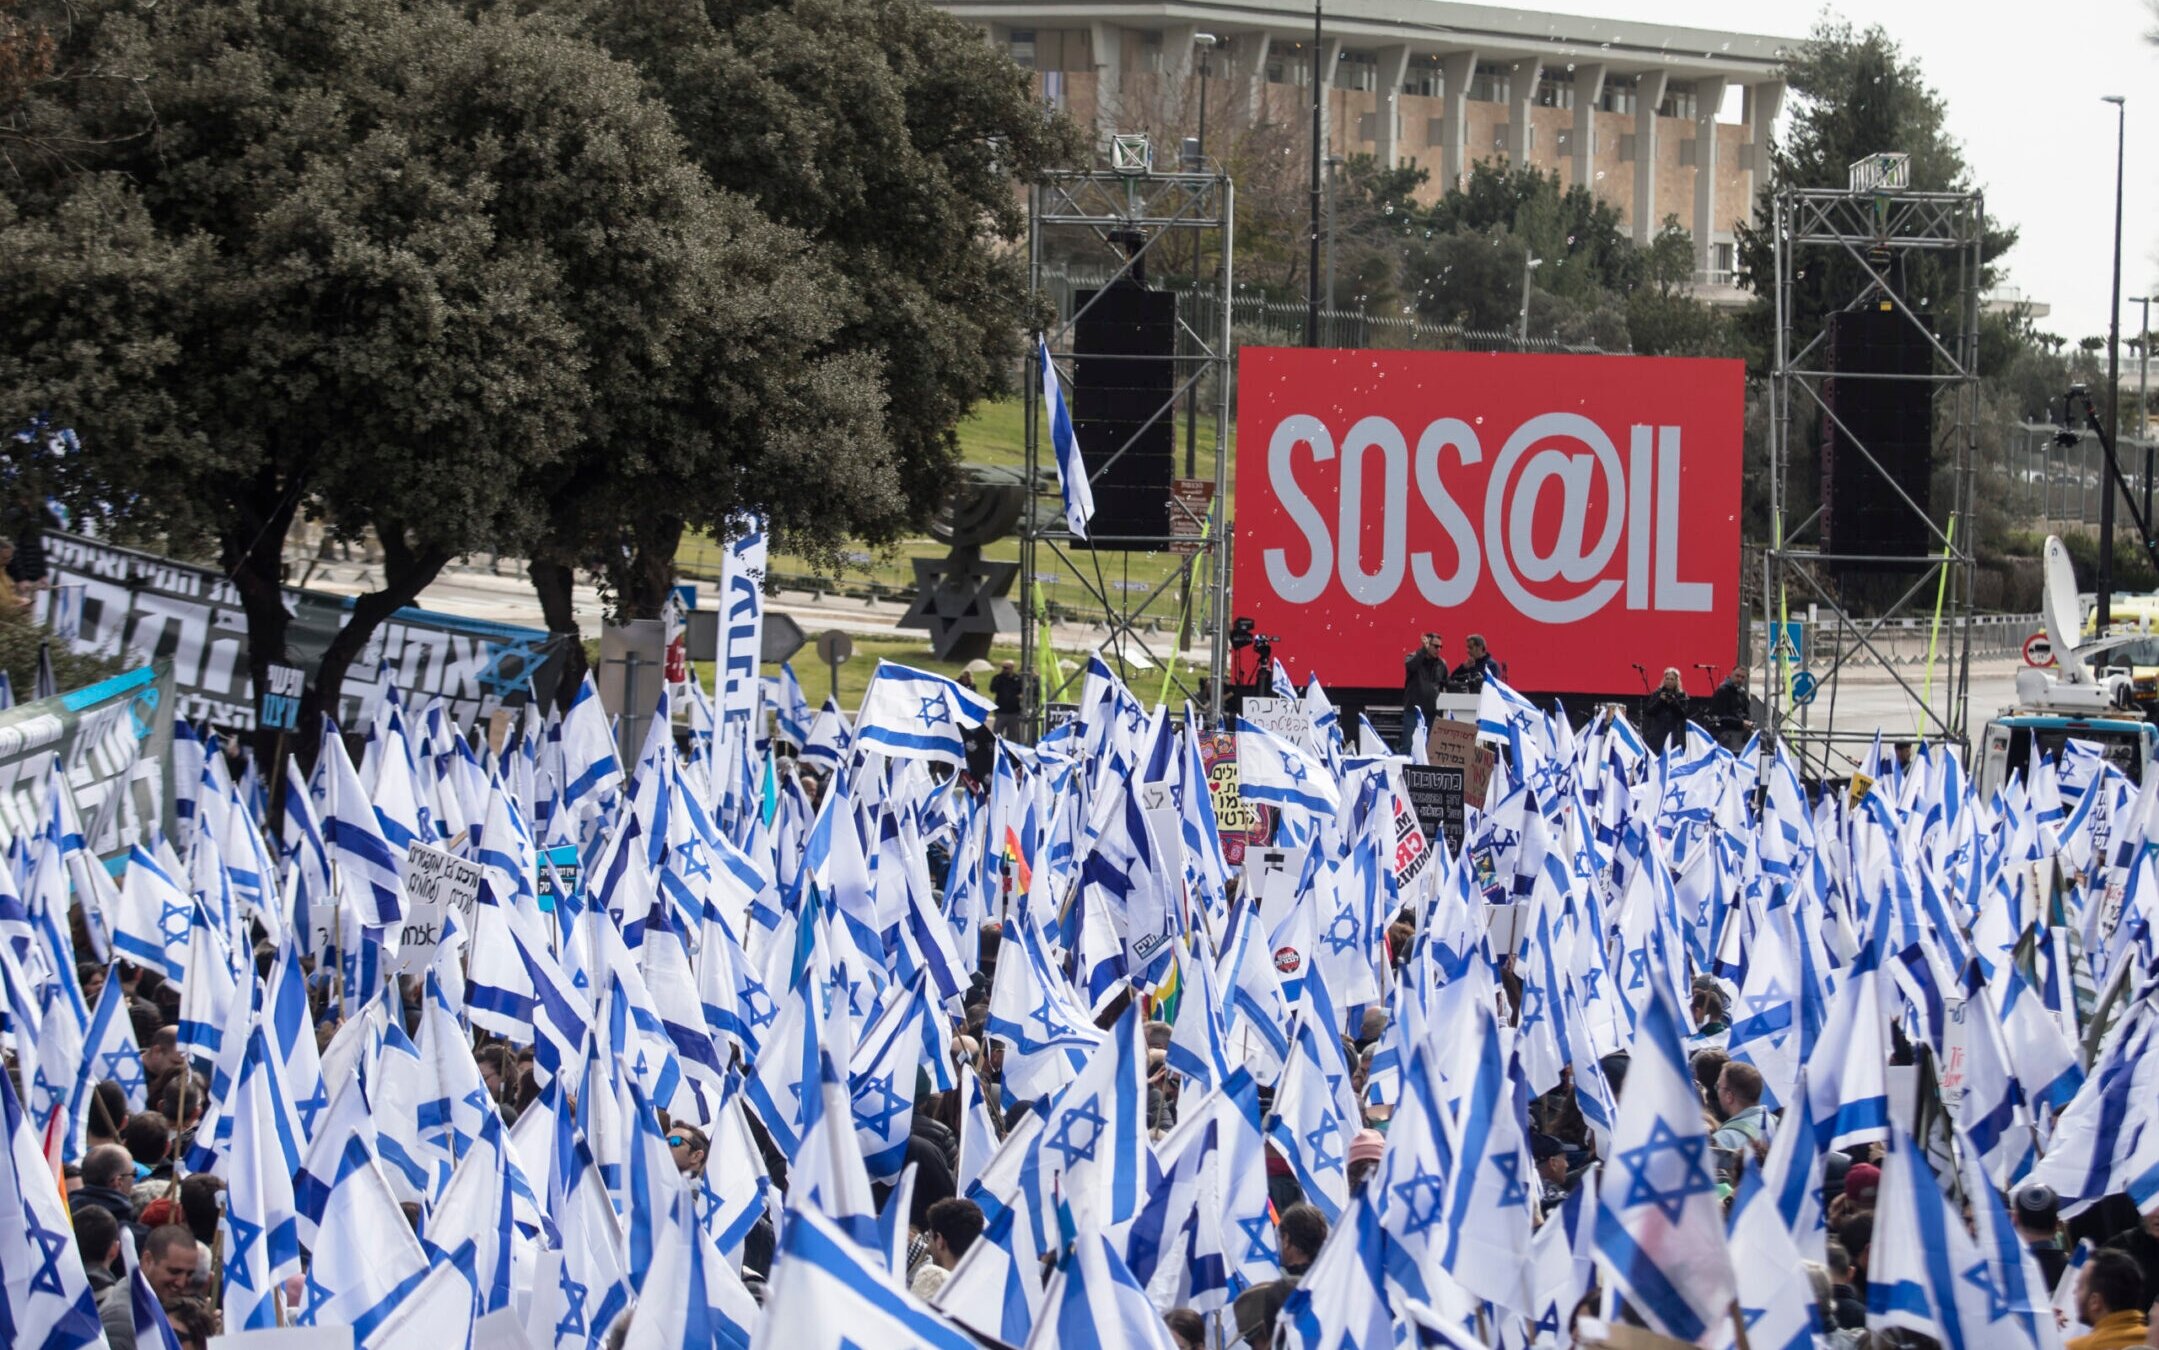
678,397 -> 1238,613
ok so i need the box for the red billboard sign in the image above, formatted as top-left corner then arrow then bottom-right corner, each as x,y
1233,348 -> 1744,694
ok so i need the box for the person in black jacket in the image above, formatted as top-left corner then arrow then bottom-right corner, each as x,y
1641,666 -> 1690,753
1400,633 -> 1447,753
1706,667 -> 1754,747
1449,633 -> 1502,691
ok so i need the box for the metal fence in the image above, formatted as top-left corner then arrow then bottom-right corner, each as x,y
1750,612 -> 2038,671
2005,422 -> 2158,526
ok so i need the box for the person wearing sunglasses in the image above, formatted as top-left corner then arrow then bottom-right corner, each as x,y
667,1126 -> 709,1176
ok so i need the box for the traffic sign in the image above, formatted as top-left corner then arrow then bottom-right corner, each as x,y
762,612 -> 806,665
2023,632 -> 2056,668
815,629 -> 855,703
815,630 -> 854,666
1770,621 -> 1805,666
1790,670 -> 1819,707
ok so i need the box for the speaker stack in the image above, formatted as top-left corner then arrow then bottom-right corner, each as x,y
1819,308 -> 1935,568
1069,281 -> 1176,546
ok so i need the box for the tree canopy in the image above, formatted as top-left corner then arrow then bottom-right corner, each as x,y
0,0 -> 1079,723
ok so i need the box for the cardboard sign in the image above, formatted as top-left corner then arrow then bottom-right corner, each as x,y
395,839 -> 483,970
1386,764 -> 1431,884
1484,902 -> 1531,953
1199,732 -> 1272,866
1423,718 -> 1492,836
1246,847 -> 1308,942
1239,696 -> 1310,746
537,846 -> 581,912
1401,763 -> 1462,856
255,661 -> 305,734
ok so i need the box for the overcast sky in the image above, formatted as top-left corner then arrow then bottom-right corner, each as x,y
1565,0 -> 2159,344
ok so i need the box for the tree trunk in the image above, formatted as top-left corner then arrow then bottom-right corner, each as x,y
221,465 -> 304,784
618,516 -> 685,621
296,518 -> 452,770
529,555 -> 587,712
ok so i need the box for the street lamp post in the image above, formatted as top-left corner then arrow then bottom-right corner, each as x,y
1518,254 -> 1544,349
1306,0 -> 1322,348
2101,93 -> 2125,631
2138,294 -> 2152,530
1187,32 -> 1216,481
1324,154 -> 1344,339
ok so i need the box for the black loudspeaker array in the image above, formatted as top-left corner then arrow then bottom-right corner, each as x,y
1069,282 -> 1176,546
1819,308 -> 1935,565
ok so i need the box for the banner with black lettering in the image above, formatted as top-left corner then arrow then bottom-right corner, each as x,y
39,532 -> 569,730
0,662 -> 177,860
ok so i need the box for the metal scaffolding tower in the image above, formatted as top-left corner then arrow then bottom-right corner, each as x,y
1763,185 -> 1986,778
1020,163 -> 1235,732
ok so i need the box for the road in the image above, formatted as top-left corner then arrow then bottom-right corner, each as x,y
310,556 -> 2044,749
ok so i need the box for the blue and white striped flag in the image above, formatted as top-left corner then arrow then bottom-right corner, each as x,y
776,662 -> 814,747
1041,336 -> 1094,540
0,1057 -> 106,1348
320,717 -> 407,932
1592,951 -> 1736,1343
854,662 -> 993,767
112,844 -> 190,981
1234,715 -> 1340,815
221,1025 -> 305,1333
748,1204 -> 977,1350
802,697 -> 853,771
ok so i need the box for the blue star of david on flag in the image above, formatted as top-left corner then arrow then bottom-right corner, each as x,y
1026,998 -> 1064,1047
224,1212 -> 264,1292
556,1275 -> 589,1339
1304,1117 -> 1343,1173
1045,1094 -> 1107,1169
24,1208 -> 69,1295
102,1044 -> 147,1099
1617,1118 -> 1717,1224
1283,757 -> 1308,786
1391,1174 -> 1448,1236
302,1264 -> 337,1321
1490,1152 -> 1529,1208
1961,1260 -> 2012,1321
158,900 -> 192,945
852,1073 -> 908,1138
914,695 -> 948,730
742,983 -> 777,1030
1322,910 -> 1362,957
1236,1212 -> 1278,1262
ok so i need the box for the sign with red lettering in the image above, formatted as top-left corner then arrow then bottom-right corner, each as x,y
1233,349 -> 1744,693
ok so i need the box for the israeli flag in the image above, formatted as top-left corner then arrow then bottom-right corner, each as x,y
854,662 -> 993,767
1592,954 -> 1736,1343
1234,716 -> 1340,815
749,1204 -> 977,1350
777,662 -> 814,747
1041,336 -> 1094,539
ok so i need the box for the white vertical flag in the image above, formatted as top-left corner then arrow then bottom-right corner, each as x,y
1041,337 -> 1094,539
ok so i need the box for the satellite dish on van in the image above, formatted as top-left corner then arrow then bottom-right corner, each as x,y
2043,535 -> 2085,680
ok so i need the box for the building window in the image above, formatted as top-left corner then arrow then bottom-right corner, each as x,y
1713,242 -> 1735,276
1137,29 -> 1161,75
1335,50 -> 1376,92
1468,62 -> 1510,104
1658,83 -> 1698,120
1404,57 -> 1444,98
1556,128 -> 1574,157
1536,74 -> 1574,110
1267,44 -> 1314,86
1599,76 -> 1636,116
1010,29 -> 1036,69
